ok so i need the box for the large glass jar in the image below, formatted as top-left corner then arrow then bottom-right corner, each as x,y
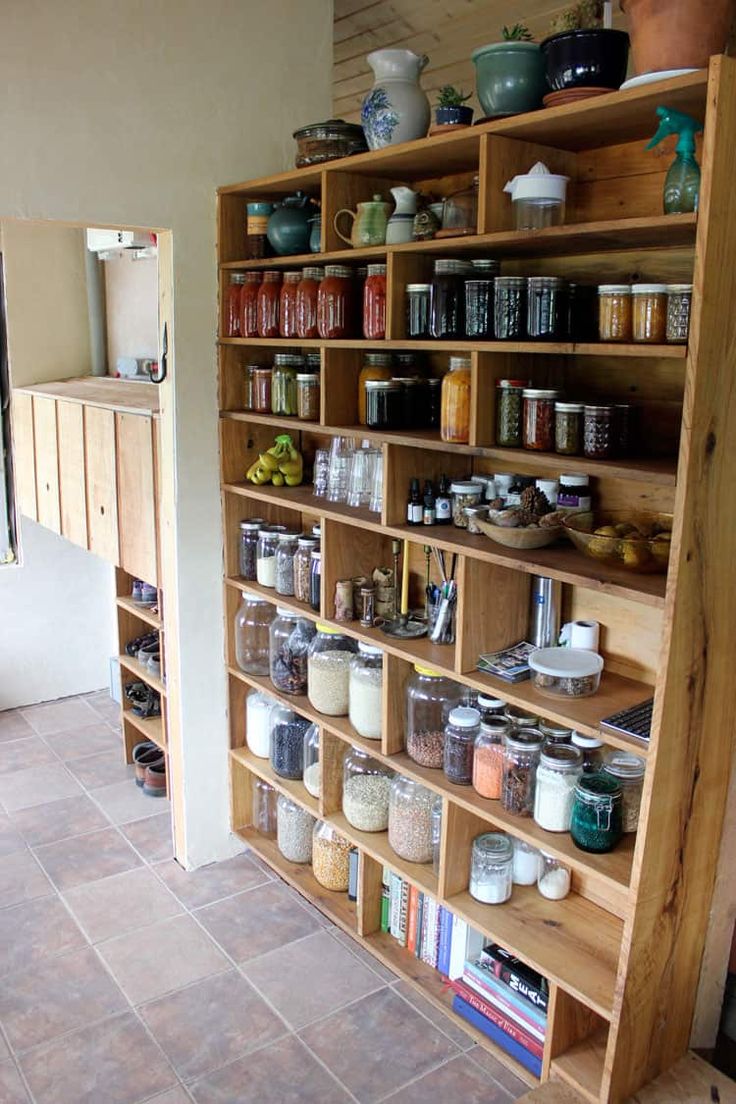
405,665 -> 463,768
271,354 -> 301,417
256,271 -> 282,338
276,794 -> 314,863
504,705 -> 539,732
365,380 -> 401,430
252,778 -> 277,837
310,550 -> 321,612
274,533 -> 298,595
234,593 -> 275,675
312,820 -> 352,891
555,402 -> 583,456
570,773 -> 623,853
343,748 -> 392,831
238,518 -> 265,580
442,176 -> 479,234
318,265 -> 353,339
269,703 -> 309,780
632,283 -> 667,343
239,272 -> 262,339
244,363 -> 256,411
533,743 -> 583,832
431,260 -> 470,340
522,388 -> 559,451
296,267 -> 323,339
294,537 -> 318,603
496,379 -> 529,447
539,719 -> 573,746
246,688 -> 276,758
473,717 -> 509,799
307,624 -> 358,715
465,278 -> 494,339
571,731 -> 604,773
583,404 -> 615,460
598,284 -> 632,342
469,832 -> 513,904
226,273 -> 244,337
349,643 -> 383,740
450,480 -> 482,528
406,283 -> 431,338
443,706 -> 479,785
527,276 -> 566,340
388,775 -> 434,863
440,356 -> 471,443
296,373 -> 320,421
363,264 -> 387,339
269,610 -> 314,695
303,722 -> 320,797
494,276 -> 526,340
394,377 -> 426,431
666,283 -> 692,343
252,366 -> 273,414
256,526 -> 286,588
278,272 -> 301,338
501,729 -> 543,817
602,751 -> 645,832
358,353 -> 393,425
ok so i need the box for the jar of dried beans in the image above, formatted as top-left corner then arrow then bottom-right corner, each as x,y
307,624 -> 358,716
293,537 -> 318,603
343,748 -> 392,832
269,611 -> 314,696
388,775 -> 434,863
312,821 -> 351,891
501,728 -> 543,817
443,706 -> 479,785
405,665 -> 463,769
472,717 -> 509,800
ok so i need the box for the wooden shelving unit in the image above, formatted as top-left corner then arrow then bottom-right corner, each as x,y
218,60 -> 736,1103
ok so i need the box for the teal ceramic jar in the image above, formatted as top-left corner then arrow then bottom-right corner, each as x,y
570,772 -> 623,854
266,192 -> 314,256
471,41 -> 546,118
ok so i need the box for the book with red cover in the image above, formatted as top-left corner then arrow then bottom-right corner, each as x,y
463,965 -> 545,1041
450,980 -> 544,1060
407,886 -> 419,954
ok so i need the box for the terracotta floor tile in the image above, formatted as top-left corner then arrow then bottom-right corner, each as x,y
0,1060 -> 30,1104
0,812 -> 26,858
20,698 -> 98,736
195,882 -> 322,963
153,853 -> 271,909
120,811 -> 173,862
63,866 -> 183,942
144,1089 -> 192,1104
0,736 -> 58,776
11,793 -> 109,847
81,691 -> 121,724
0,946 -> 127,1052
0,763 -> 82,812
34,827 -> 142,891
384,1053 -> 519,1102
330,928 -> 397,983
300,987 -> 459,1104
65,750 -> 136,791
43,723 -> 120,760
189,1034 -> 351,1104
97,913 -> 228,1004
243,929 -> 384,1030
0,710 -> 34,744
467,1045 -> 533,1098
140,969 -> 284,1080
0,1033 -> 8,1061
0,849 -> 52,908
0,895 -> 87,977
18,1012 -> 176,1104
392,980 -> 476,1049
89,778 -> 168,825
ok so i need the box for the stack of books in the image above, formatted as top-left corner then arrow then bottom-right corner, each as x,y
381,871 -> 472,972
476,641 -> 535,682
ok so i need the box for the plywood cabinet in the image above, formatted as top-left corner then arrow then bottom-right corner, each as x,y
116,411 -> 158,585
10,391 -> 37,522
56,399 -> 87,547
84,406 -> 119,563
32,396 -> 61,534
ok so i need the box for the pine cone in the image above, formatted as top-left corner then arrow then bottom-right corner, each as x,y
519,485 -> 551,525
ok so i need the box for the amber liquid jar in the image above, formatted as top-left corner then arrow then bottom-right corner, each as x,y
522,389 -> 559,451
278,272 -> 301,339
252,367 -> 273,414
226,273 -> 245,337
240,272 -> 261,338
598,285 -> 632,342
318,265 -> 353,339
631,284 -> 667,343
363,264 -> 387,340
257,271 -> 282,338
296,267 -> 322,339
440,356 -> 471,443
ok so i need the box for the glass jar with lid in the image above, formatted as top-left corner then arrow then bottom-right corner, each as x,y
365,380 -> 401,430
443,706 -> 479,785
522,388 -> 559,451
554,402 -> 583,456
495,379 -> 529,447
269,703 -> 309,780
257,271 -> 282,338
234,592 -> 275,675
303,722 -> 320,798
450,480 -> 482,528
442,176 -> 479,235
349,643 -> 383,740
527,276 -> 566,340
538,852 -> 571,899
477,694 -> 506,723
307,624 -> 358,715
469,832 -> 513,904
252,778 -> 277,837
246,687 -> 276,758
309,549 -> 321,612
296,373 -> 320,421
226,273 -> 245,337
276,794 -> 315,864
312,821 -> 352,891
405,665 -> 463,768
571,731 -> 604,773
363,263 -> 387,340
358,353 -> 392,425
504,705 -> 539,732
256,526 -> 286,588
244,363 -> 256,411
240,272 -> 262,339
632,283 -> 667,342
583,404 -> 615,460
533,743 -> 584,832
238,517 -> 265,580
272,354 -> 302,416
539,719 -> 572,746
465,277 -> 494,339
393,377 -> 426,431
294,537 -> 318,603
570,773 -> 623,853
598,284 -> 632,342
512,838 -> 541,885
427,377 -> 441,429
665,284 -> 692,343
602,751 -> 646,832
317,265 -> 353,339
388,775 -> 435,863
557,474 -> 592,514
343,747 -> 392,831
278,272 -> 301,339
431,260 -> 470,340
274,532 -> 298,595
431,794 -> 442,876
473,717 -> 509,799
406,283 -> 431,338
440,356 -> 471,443
494,276 -> 526,340
269,610 -> 314,695
501,728 -> 544,817
252,366 -> 273,414
296,267 -> 323,339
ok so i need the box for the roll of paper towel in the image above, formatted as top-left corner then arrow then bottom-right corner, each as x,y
566,620 -> 600,652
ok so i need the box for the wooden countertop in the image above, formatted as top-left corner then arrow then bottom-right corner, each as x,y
13,376 -> 160,415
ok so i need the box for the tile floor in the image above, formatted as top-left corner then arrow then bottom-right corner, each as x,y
0,692 -> 529,1104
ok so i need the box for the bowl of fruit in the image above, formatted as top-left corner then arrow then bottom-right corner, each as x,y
562,510 -> 673,573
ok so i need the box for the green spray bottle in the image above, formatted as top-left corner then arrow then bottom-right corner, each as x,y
646,106 -> 703,215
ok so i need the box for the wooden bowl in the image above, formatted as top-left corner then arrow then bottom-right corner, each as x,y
562,510 -> 673,573
475,516 -> 563,550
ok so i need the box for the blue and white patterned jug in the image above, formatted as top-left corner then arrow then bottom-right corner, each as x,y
361,50 -> 430,151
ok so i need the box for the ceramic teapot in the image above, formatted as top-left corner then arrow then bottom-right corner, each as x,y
266,191 -> 315,255
386,185 -> 418,244
334,194 -> 391,247
361,50 -> 430,150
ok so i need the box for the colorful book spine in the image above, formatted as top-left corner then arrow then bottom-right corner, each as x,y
437,907 -> 453,976
407,886 -> 419,954
464,962 -> 547,1033
380,867 -> 390,933
451,995 -> 543,1078
448,914 -> 468,980
415,892 -> 425,958
450,980 -> 544,1059
479,944 -> 549,1014
389,872 -> 402,938
462,968 -> 546,1042
398,880 -> 409,947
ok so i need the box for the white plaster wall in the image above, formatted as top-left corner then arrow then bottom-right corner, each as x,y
104,251 -> 159,367
0,0 -> 332,865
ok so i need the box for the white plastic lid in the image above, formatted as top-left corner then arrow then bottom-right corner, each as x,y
449,706 -> 481,728
358,642 -> 382,656
604,750 -> 646,779
276,606 -> 296,617
666,284 -> 693,292
598,284 -> 631,294
560,474 -> 590,486
478,694 -> 505,708
571,731 -> 604,749
528,647 -> 604,679
536,479 -> 559,492
450,481 -> 480,494
631,283 -> 667,294
504,161 -> 569,203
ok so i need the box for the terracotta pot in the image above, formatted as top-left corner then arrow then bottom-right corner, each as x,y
621,0 -> 735,74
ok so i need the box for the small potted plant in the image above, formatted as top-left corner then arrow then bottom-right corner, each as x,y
540,1 -> 630,91
434,85 -> 474,128
471,24 -> 547,118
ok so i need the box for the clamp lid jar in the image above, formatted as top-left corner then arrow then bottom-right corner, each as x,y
469,832 -> 513,904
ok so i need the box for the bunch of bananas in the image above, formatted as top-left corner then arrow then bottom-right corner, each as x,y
245,434 -> 304,487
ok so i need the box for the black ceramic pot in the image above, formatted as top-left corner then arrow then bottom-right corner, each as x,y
435,104 -> 474,126
540,29 -> 629,91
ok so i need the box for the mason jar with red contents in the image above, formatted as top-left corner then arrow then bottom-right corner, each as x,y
239,272 -> 261,338
296,267 -> 323,339
363,264 -> 387,340
225,273 -> 245,337
317,265 -> 353,339
279,272 -> 301,339
257,271 -> 282,338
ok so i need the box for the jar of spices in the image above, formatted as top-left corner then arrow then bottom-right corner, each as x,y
465,277 -> 494,339
276,794 -> 315,864
583,404 -> 615,460
226,273 -> 245,337
598,285 -> 632,342
522,389 -> 559,451
363,263 -> 387,340
244,364 -> 256,411
512,838 -> 541,885
234,592 -> 275,676
494,276 -> 526,340
431,795 -> 442,876
666,284 -> 692,343
527,276 -> 566,340
631,283 -> 667,343
406,283 -> 431,338
272,354 -> 301,417
570,773 -> 623,853
537,853 -> 571,899
557,474 -> 592,514
312,821 -> 351,891
450,481 -> 482,528
533,743 -> 583,832
246,688 -> 276,758
504,706 -> 539,732
431,259 -> 470,340
252,778 -> 277,836
269,611 -> 314,695
405,665 -> 463,769
496,379 -> 529,447
307,624 -> 358,716
278,272 -> 301,338
293,537 -> 317,603
473,717 -> 508,799
303,723 -> 320,798
555,402 -> 583,456
275,532 -> 298,595
389,775 -> 435,864
256,271 -> 282,337
256,526 -> 286,588
602,751 -> 645,832
539,719 -> 572,745
252,366 -> 273,414
296,373 -> 320,421
501,728 -> 543,817
318,265 -> 353,339
469,833 -> 513,904
309,549 -> 321,612
296,267 -> 323,339
365,380 -> 401,430
478,695 -> 506,723
269,704 -> 309,780
238,518 -> 265,580
571,731 -> 604,773
349,643 -> 383,740
343,748 -> 392,832
358,353 -> 393,425
443,706 -> 479,785
441,356 -> 471,443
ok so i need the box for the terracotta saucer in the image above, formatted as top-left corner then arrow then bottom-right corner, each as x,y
543,87 -> 615,108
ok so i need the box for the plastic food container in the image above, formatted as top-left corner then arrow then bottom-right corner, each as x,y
450,481 -> 482,528
292,118 -> 367,167
504,161 -> 569,230
529,647 -> 604,698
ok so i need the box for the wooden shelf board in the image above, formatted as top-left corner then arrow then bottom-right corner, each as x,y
230,746 -> 320,817
119,655 -> 166,697
116,595 -> 161,629
219,336 -> 685,359
13,376 -> 160,415
122,711 -> 166,751
550,1030 -> 608,1104
225,576 -> 321,622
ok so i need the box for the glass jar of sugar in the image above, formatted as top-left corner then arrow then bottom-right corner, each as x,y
469,832 -> 513,904
533,743 -> 583,832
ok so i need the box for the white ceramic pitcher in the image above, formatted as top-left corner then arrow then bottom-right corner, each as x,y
386,185 -> 418,244
360,50 -> 430,150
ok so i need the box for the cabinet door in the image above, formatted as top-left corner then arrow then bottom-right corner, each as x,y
57,400 -> 88,549
33,396 -> 61,534
84,405 -> 119,563
116,412 -> 157,586
11,391 -> 37,521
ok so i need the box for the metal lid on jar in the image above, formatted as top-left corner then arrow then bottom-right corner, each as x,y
473,832 -> 513,860
555,401 -> 584,412
275,606 -> 298,617
364,380 -> 400,390
450,480 -> 480,493
367,263 -> 387,276
527,275 -> 565,286
448,706 -> 481,728
471,258 -> 501,272
504,705 -> 539,726
310,549 -> 321,559
230,273 -> 246,283
583,403 -> 614,415
239,518 -> 266,530
504,727 -> 544,750
478,694 -> 505,709
277,531 -> 298,542
631,283 -> 667,294
241,589 -> 272,604
666,283 -> 693,292
406,283 -> 431,293
258,524 -> 286,537
297,536 -> 318,546
296,372 -> 319,381
497,378 -> 530,389
559,473 -> 590,486
449,356 -> 471,369
598,284 -> 631,294
540,743 -> 583,770
603,750 -> 646,780
364,352 -> 393,366
495,275 -> 526,286
433,259 -> 473,275
523,388 -> 559,398
253,365 -> 273,374
540,719 -> 573,738
324,265 -> 353,278
392,376 -> 423,387
358,641 -> 382,656
478,717 -> 510,739
274,353 -> 304,366
283,271 -> 301,282
571,731 -> 603,749
302,267 -> 324,280
574,773 -> 622,803
426,377 -> 441,388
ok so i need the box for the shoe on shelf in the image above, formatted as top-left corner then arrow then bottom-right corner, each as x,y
143,760 -> 167,797
124,682 -> 161,719
139,583 -> 158,607
137,639 -> 160,664
130,580 -> 144,602
126,631 -> 158,658
132,741 -> 164,788
146,655 -> 162,679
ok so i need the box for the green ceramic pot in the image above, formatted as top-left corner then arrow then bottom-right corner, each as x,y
471,41 -> 546,118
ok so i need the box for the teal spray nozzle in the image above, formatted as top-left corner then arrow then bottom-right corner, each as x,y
646,106 -> 703,215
